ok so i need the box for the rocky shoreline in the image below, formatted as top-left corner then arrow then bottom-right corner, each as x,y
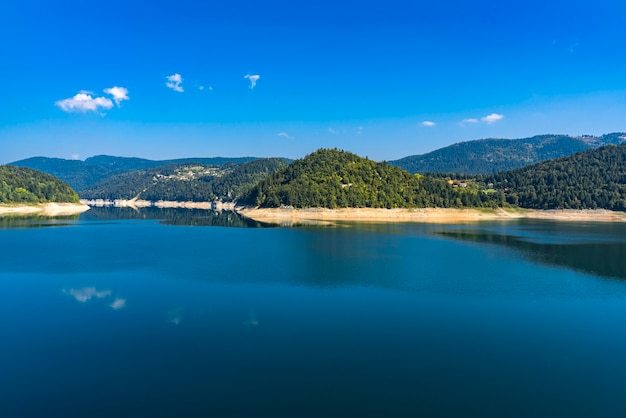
80,199 -> 235,211
235,207 -> 626,225
0,203 -> 90,217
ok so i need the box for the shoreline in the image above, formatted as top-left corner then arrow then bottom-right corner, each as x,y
80,199 -> 235,211
0,203 -> 91,217
235,207 -> 626,225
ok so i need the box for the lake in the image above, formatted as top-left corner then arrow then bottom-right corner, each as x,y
2,208 -> 626,417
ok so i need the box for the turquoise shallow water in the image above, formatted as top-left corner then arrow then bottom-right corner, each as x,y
2,208 -> 626,417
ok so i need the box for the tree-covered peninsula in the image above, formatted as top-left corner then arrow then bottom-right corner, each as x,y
0,165 -> 80,204
242,148 -> 494,209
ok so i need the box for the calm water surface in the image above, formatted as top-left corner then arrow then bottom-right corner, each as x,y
2,208 -> 626,417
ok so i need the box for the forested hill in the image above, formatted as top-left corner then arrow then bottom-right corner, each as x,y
0,165 -> 79,203
483,144 -> 626,210
242,149 -> 493,209
80,158 -> 288,202
389,133 -> 626,174
10,155 -> 262,192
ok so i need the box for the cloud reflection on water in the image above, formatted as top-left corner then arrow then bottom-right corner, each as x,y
64,287 -> 112,302
109,298 -> 127,310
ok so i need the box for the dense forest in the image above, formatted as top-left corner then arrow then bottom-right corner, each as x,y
242,149 -> 497,209
80,158 -> 288,202
483,144 -> 626,210
10,155 -> 262,192
389,133 -> 626,174
8,140 -> 626,212
0,165 -> 79,203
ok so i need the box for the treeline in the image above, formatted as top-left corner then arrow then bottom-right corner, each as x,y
11,155 -> 262,192
0,165 -> 79,203
483,144 -> 626,210
389,133 -> 625,174
242,149 -> 497,209
80,158 -> 288,202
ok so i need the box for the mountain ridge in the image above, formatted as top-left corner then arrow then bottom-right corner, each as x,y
389,132 -> 626,174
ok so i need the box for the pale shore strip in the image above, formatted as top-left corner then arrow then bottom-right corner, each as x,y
81,199 -> 235,211
236,207 -> 626,225
0,203 -> 90,217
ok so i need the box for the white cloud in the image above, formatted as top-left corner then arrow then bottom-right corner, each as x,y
71,154 -> 80,160
103,86 -> 129,106
356,126 -> 364,135
55,93 -> 114,113
277,132 -> 292,139
65,287 -> 112,303
461,118 -> 479,124
328,128 -> 338,134
244,74 -> 260,89
110,298 -> 126,310
421,121 -> 436,127
166,73 -> 184,92
198,85 -> 205,91
481,113 -> 504,124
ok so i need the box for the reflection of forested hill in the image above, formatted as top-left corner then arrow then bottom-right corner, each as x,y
81,206 -> 272,228
439,226 -> 626,280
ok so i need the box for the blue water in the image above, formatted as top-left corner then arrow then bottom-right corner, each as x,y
2,209 -> 626,417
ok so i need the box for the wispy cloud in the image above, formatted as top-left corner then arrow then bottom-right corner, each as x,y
110,298 -> 126,310
460,114 -> 503,126
55,93 -> 114,113
103,86 -> 129,106
356,126 -> 364,135
421,121 -> 436,127
64,287 -> 112,303
244,74 -> 260,89
481,113 -> 504,124
328,128 -> 338,134
277,132 -> 293,139
166,73 -> 184,92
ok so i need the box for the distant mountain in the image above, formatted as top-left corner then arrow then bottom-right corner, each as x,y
484,144 -> 626,210
242,148 -> 490,209
10,155 -> 264,192
9,157 -> 112,192
80,158 -> 289,202
389,133 -> 626,174
0,165 -> 79,203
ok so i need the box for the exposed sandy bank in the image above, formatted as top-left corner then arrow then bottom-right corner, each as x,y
0,203 -> 90,217
81,199 -> 235,211
236,207 -> 626,225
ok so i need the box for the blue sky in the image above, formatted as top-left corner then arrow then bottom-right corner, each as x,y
1,0 -> 625,163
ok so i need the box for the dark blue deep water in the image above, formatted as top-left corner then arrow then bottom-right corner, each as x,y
2,208 -> 626,417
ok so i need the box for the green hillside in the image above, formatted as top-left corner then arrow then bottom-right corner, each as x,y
484,144 -> 626,210
390,133 -> 626,174
243,149 -> 493,209
80,158 -> 288,202
0,165 -> 79,203
10,155 -> 263,192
